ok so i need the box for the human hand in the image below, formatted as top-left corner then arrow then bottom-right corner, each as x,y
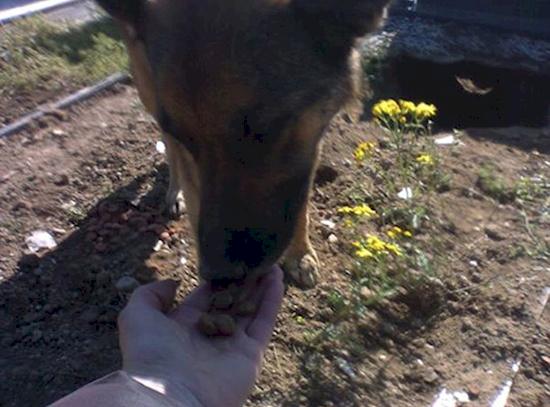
118,266 -> 285,407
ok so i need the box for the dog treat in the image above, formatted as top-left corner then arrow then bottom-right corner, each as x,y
198,313 -> 236,336
197,313 -> 218,336
197,278 -> 260,336
214,314 -> 236,336
235,300 -> 257,317
211,291 -> 234,310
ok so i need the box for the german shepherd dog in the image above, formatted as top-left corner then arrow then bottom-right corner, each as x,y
96,0 -> 390,287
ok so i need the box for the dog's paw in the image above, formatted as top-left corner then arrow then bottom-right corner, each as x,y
166,189 -> 186,218
281,251 -> 319,289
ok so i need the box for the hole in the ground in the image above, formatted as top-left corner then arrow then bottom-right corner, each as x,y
376,56 -> 550,128
315,164 -> 339,186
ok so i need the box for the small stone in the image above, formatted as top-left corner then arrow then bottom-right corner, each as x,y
411,338 -> 427,348
115,276 -> 139,293
422,367 -> 439,383
462,318 -> 475,331
160,232 -> 171,242
54,174 -> 70,186
211,291 -> 234,310
360,286 -> 373,300
467,383 -> 481,399
12,200 -> 30,211
320,219 -> 336,230
152,240 -> 163,252
51,128 -> 67,137
328,234 -> 338,244
484,226 -> 505,241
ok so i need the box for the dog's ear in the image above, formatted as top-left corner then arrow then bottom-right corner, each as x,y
293,0 -> 391,58
95,0 -> 145,25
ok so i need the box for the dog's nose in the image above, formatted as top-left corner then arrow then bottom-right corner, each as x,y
199,261 -> 247,283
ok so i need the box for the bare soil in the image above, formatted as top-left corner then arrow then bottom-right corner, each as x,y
0,84 -> 548,407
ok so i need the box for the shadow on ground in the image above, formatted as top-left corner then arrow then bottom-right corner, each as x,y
0,166 -> 175,406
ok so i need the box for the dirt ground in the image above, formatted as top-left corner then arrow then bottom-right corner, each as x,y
0,83 -> 549,407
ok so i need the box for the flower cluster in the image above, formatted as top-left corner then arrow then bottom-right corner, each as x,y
372,99 -> 437,132
352,235 -> 403,259
416,154 -> 434,166
354,141 -> 377,162
338,204 -> 377,218
386,226 -> 413,239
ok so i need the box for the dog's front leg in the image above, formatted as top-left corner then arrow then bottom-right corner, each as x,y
281,201 -> 320,289
163,134 -> 187,218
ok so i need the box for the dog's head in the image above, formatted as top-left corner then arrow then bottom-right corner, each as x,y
97,0 -> 390,282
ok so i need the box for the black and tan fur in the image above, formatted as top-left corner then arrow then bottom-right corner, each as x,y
96,0 -> 390,287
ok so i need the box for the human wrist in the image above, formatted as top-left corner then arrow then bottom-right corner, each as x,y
124,370 -> 204,407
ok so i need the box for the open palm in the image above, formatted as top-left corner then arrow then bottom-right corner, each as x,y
118,267 -> 284,407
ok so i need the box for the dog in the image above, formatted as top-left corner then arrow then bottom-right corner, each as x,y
96,0 -> 390,288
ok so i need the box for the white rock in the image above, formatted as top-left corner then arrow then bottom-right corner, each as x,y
328,234 -> 338,244
153,240 -> 163,252
51,129 -> 67,137
180,257 -> 188,265
25,231 -> 57,253
398,187 -> 413,200
320,219 -> 336,229
156,141 -> 166,154
435,135 -> 458,146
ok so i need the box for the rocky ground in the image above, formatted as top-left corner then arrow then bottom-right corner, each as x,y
0,81 -> 548,406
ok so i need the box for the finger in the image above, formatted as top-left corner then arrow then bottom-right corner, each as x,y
118,279 -> 179,334
169,283 -> 212,324
246,266 -> 284,347
127,279 -> 179,313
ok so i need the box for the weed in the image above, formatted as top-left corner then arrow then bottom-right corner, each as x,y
477,165 -> 515,203
0,16 -> 127,94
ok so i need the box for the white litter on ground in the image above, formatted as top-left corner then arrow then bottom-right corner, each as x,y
398,187 -> 413,200
153,240 -> 163,252
156,141 -> 166,154
320,219 -> 336,229
435,135 -> 459,146
25,231 -> 57,253
432,388 -> 470,407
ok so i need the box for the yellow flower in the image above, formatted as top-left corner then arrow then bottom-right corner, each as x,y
372,99 -> 401,119
414,103 -> 437,120
416,154 -> 434,165
387,226 -> 413,239
356,247 -> 375,259
386,226 -> 403,239
398,100 -> 416,115
338,204 -> 377,218
343,219 -> 355,228
366,235 -> 387,252
385,242 -> 403,257
354,142 -> 376,162
352,241 -> 374,259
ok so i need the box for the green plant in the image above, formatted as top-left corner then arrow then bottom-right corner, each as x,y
0,16 -> 127,93
477,165 -> 515,203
